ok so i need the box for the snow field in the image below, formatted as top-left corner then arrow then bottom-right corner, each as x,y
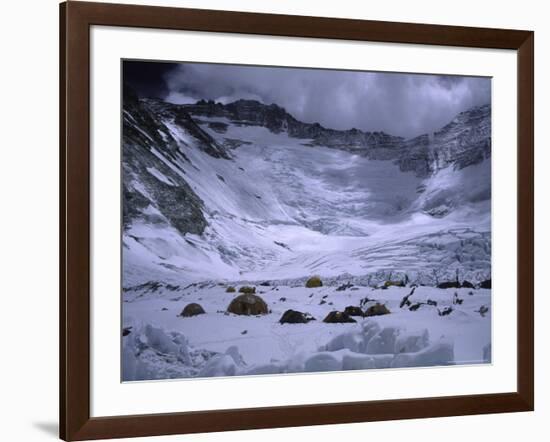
123,284 -> 491,380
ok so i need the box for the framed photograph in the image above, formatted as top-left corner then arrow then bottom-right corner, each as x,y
60,1 -> 534,440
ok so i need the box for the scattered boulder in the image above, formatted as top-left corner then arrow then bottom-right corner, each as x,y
241,330 -> 248,335
344,306 -> 364,317
438,306 -> 453,316
161,307 -> 168,311
409,302 -> 424,312
319,300 -> 327,305
279,297 -> 287,302
475,305 -> 489,317
279,309 -> 316,324
225,286 -> 236,293
399,286 -> 416,308
227,294 -> 268,315
259,281 -> 271,286
323,311 -> 357,323
360,297 -> 376,308
305,276 -> 323,288
364,303 -> 391,317
122,327 -> 132,337
479,279 -> 491,289
336,282 -> 354,291
426,299 -> 438,306
453,292 -> 464,305
180,303 -> 205,317
238,286 -> 256,294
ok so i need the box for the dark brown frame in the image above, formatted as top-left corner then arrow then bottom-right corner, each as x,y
60,1 -> 534,440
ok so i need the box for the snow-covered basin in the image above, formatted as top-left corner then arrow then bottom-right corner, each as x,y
123,284 -> 491,368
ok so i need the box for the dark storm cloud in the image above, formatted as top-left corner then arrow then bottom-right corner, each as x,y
123,61 -> 179,99
125,60 -> 491,138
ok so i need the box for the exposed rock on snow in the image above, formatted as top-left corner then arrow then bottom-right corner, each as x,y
437,280 -> 461,289
479,279 -> 491,289
227,294 -> 268,315
475,305 -> 489,317
383,280 -> 406,288
336,282 -> 354,291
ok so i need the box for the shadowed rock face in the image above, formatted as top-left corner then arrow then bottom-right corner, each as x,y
122,88 -> 216,238
122,86 -> 233,237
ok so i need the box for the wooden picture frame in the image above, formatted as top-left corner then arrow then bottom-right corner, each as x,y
60,1 -> 534,440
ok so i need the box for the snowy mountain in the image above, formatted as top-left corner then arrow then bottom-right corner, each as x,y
122,87 -> 491,288
182,99 -> 491,178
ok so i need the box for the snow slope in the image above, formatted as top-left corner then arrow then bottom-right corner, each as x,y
123,102 -> 491,287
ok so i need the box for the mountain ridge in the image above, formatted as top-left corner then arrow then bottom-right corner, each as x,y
171,97 -> 490,178
122,89 -> 491,286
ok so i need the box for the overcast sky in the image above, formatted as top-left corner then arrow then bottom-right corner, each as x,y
124,60 -> 490,138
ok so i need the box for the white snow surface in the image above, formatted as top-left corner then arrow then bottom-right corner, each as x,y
123,284 -> 491,380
